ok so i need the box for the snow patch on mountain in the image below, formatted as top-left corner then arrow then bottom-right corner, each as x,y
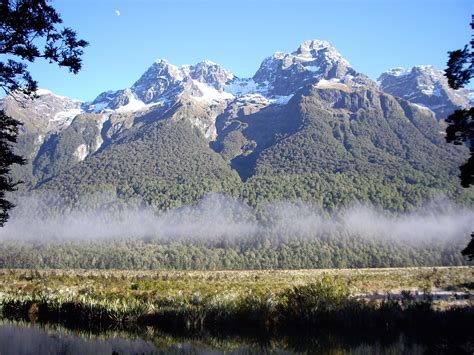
382,67 -> 409,78
89,101 -> 109,113
52,108 -> 83,122
35,88 -> 81,102
270,94 -> 294,105
190,80 -> 234,103
411,103 -> 432,112
224,78 -> 268,96
116,95 -> 147,113
378,65 -> 470,120
305,65 -> 320,72
297,39 -> 351,67
315,79 -> 351,91
234,93 -> 271,105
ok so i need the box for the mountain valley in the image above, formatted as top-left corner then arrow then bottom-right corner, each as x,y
0,39 -> 472,269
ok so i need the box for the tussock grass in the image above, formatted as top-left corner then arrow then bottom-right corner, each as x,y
0,267 -> 472,333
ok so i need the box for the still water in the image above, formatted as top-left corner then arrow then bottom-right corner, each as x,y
0,320 -> 467,354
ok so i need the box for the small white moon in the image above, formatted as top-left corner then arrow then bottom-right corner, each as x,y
115,10 -> 121,16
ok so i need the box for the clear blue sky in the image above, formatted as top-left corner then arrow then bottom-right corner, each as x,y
25,0 -> 473,101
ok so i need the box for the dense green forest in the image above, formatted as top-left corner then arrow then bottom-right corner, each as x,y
3,170 -> 472,270
2,75 -> 473,272
22,171 -> 472,215
0,234 -> 468,270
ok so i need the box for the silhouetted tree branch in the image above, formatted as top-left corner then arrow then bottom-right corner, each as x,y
446,45 -> 473,90
0,0 -> 88,96
0,0 -> 88,225
444,15 -> 473,259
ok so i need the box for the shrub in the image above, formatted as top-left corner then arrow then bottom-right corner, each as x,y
281,276 -> 350,324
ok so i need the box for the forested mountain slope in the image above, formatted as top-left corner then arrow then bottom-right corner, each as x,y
1,39 -> 471,213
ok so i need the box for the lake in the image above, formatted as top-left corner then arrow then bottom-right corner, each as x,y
0,319 -> 468,354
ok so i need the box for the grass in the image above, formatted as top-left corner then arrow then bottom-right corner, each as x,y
0,267 -> 472,334
1,266 -> 472,296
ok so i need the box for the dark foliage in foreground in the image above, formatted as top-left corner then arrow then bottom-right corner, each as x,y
462,232 -> 474,261
444,15 -> 474,188
0,0 -> 88,95
0,0 -> 87,226
0,110 -> 24,225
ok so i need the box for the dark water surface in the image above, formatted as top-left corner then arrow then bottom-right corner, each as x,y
0,320 -> 469,354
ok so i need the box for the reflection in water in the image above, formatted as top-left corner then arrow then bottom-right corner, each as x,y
0,323 -> 156,355
0,320 -> 458,355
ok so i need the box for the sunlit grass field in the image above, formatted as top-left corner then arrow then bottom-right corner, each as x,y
1,266 -> 471,297
0,266 -> 472,333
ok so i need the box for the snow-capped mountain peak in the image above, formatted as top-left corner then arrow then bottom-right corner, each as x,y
250,39 -> 372,96
382,67 -> 409,78
87,88 -> 150,113
378,65 -> 470,119
0,88 -> 85,134
89,59 -> 237,111
154,58 -> 173,65
261,39 -> 351,73
298,39 -> 331,50
186,60 -> 235,90
296,39 -> 350,66
131,60 -> 185,103
35,88 -> 77,101
87,39 -> 378,117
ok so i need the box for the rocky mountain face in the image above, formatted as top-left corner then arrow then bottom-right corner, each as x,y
225,39 -> 376,101
89,59 -> 235,112
216,81 -> 461,181
1,90 -> 88,187
1,39 -> 471,210
253,39 -> 377,95
378,65 -> 470,120
2,89 -> 84,134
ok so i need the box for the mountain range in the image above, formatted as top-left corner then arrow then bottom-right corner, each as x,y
2,39 -> 472,212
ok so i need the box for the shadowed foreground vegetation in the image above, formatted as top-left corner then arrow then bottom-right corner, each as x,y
0,268 -> 472,346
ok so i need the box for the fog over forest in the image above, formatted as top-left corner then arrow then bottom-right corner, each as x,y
1,193 -> 472,244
